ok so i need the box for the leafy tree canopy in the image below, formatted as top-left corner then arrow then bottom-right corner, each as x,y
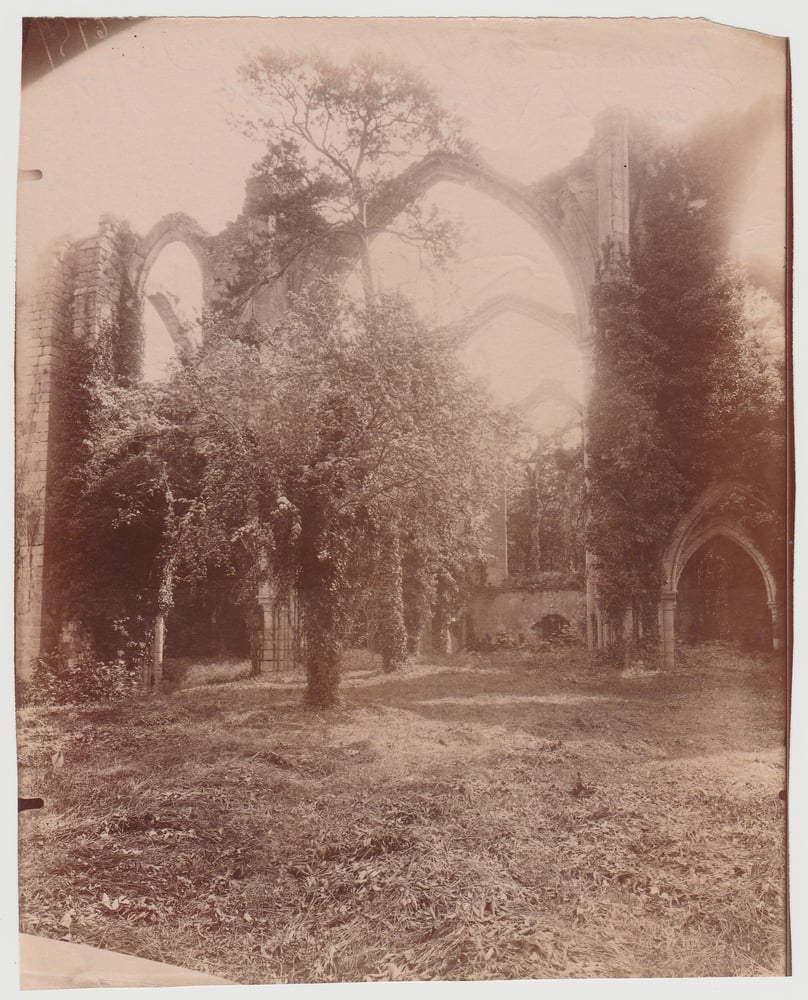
218,51 -> 467,312
72,282 -> 511,705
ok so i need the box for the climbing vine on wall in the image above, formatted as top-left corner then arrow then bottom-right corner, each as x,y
45,222 -> 155,664
586,123 -> 786,649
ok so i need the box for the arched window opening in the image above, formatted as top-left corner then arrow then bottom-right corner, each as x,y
162,579 -> 252,684
677,535 -> 771,650
534,613 -> 570,644
142,241 -> 204,382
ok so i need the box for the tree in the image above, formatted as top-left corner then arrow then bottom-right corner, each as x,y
217,50 -> 465,316
258,286 -> 510,702
214,52 -> 481,674
506,437 -> 585,583
73,282 -> 510,706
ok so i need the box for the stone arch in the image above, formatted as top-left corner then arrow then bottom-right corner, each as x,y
451,293 -> 579,345
129,213 -> 212,366
538,613 -> 570,643
672,520 -> 776,605
132,213 -> 213,305
513,378 -> 583,420
145,289 -> 198,356
365,151 -> 597,336
660,482 -> 780,667
246,122 -> 621,663
361,153 -> 598,638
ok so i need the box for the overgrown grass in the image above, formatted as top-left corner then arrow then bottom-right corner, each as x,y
17,645 -> 788,982
160,655 -> 254,692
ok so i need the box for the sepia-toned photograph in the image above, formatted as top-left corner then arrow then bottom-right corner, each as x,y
13,12 -> 791,989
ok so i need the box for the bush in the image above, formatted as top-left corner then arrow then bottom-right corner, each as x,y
527,621 -> 581,651
26,651 -> 141,706
494,627 -> 521,650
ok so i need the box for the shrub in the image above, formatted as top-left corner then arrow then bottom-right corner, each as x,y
27,651 -> 141,706
494,626 -> 520,650
528,620 -> 582,652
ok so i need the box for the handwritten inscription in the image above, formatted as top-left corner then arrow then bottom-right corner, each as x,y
34,18 -> 110,74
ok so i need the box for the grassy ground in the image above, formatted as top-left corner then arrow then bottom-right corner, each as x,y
17,644 -> 788,982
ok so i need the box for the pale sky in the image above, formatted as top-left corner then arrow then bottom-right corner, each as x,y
17,18 -> 786,238
16,16 -> 787,414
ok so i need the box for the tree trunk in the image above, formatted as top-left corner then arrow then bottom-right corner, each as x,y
377,532 -> 407,672
302,591 -> 342,708
358,204 -> 375,302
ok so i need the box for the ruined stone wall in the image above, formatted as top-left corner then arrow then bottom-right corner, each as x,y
468,588 -> 586,647
71,217 -> 131,343
16,241 -> 76,676
15,219 -> 134,679
15,113 -> 637,680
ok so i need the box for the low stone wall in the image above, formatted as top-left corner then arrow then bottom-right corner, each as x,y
468,588 -> 586,647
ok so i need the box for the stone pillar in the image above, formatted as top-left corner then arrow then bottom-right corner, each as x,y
595,606 -> 605,650
15,240 -> 75,679
580,332 -> 597,651
594,108 -> 630,253
661,590 -> 677,670
768,601 -> 783,651
485,486 -> 509,586
257,579 -> 301,672
72,216 -> 128,343
585,571 -> 596,650
149,614 -> 165,690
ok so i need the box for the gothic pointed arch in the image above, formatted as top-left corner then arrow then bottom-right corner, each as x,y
364,150 -> 597,333
452,293 -> 579,345
130,213 -> 214,307
660,481 -> 781,667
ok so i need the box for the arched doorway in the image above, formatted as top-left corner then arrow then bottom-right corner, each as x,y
539,613 -> 570,644
660,482 -> 781,668
676,535 -> 772,650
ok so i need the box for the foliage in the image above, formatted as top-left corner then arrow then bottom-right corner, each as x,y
507,438 -> 585,580
26,651 -> 141,706
586,245 -> 686,633
258,286 -> 512,703
44,224 -> 152,664
499,570 -> 584,593
217,50 -> 466,313
71,284 -> 510,708
585,124 -> 786,642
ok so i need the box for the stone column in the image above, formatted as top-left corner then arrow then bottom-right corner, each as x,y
594,108 -> 630,253
257,577 -> 275,672
15,240 -> 75,679
661,590 -> 677,670
577,327 -> 599,653
485,486 -> 509,586
150,613 -> 165,689
768,601 -> 783,651
585,567 -> 596,650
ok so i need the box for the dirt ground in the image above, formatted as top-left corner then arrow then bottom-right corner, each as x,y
16,644 -> 789,982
